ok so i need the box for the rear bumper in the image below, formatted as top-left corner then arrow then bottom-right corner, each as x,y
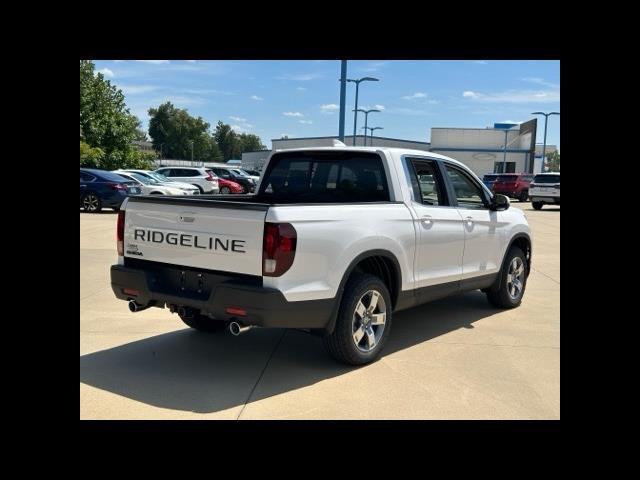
110,263 -> 335,329
530,196 -> 560,204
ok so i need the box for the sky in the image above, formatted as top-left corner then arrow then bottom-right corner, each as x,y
92,60 -> 560,151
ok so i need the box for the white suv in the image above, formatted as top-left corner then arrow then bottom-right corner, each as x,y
112,171 -> 195,196
154,167 -> 220,194
529,172 -> 560,210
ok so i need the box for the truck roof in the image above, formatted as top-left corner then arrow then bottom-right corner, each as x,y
271,146 -> 468,169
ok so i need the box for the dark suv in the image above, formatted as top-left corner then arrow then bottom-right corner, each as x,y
209,167 -> 256,193
491,173 -> 535,202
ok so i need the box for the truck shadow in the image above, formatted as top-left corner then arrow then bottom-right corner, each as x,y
80,291 -> 499,415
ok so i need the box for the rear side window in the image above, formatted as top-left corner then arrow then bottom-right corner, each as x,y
80,172 -> 95,182
534,174 -> 560,183
259,152 -> 390,203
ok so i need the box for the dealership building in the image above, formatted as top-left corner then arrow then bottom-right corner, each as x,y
241,119 -> 556,177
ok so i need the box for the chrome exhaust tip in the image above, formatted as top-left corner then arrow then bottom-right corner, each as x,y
128,300 -> 150,313
229,321 -> 253,336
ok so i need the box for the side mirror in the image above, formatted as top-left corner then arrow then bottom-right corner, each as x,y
490,193 -> 510,211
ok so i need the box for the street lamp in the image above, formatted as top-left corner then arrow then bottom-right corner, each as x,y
354,108 -> 380,146
531,111 -> 560,172
190,140 -> 194,166
363,126 -> 383,146
347,77 -> 379,146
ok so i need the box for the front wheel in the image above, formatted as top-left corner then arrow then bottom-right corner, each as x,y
179,312 -> 228,332
220,186 -> 231,194
323,273 -> 392,365
486,246 -> 528,308
193,184 -> 204,194
532,201 -> 543,210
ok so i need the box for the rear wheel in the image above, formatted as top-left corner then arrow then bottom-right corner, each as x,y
486,246 -> 528,308
532,201 -> 543,210
193,184 -> 204,194
179,312 -> 228,333
220,186 -> 231,194
323,273 -> 392,365
81,193 -> 102,213
519,190 -> 529,202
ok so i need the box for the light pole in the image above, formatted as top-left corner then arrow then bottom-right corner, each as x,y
347,77 -> 379,146
354,108 -> 380,146
338,61 -> 347,142
531,111 -> 560,172
190,140 -> 194,166
369,126 -> 383,146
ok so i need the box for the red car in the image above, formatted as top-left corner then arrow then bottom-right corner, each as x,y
491,173 -> 535,202
217,177 -> 244,194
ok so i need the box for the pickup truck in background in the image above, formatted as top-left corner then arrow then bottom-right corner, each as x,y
111,146 -> 532,365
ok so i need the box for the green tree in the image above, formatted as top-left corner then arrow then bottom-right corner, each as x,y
80,141 -> 105,168
237,133 -> 266,153
148,102 -> 219,162
213,121 -> 238,161
80,60 -> 139,154
545,151 -> 560,172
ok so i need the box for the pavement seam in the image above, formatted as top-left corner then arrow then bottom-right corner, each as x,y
531,267 -> 560,285
236,329 -> 288,421
80,286 -> 110,302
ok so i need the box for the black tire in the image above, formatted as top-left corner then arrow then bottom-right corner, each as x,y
220,186 -> 231,194
532,201 -> 543,210
179,313 -> 228,333
486,246 -> 528,309
81,193 -> 102,213
193,184 -> 204,194
519,190 -> 529,202
323,273 -> 392,365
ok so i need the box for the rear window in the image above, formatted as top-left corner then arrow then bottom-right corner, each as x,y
258,151 -> 390,203
483,174 -> 499,181
534,174 -> 560,184
93,170 -> 132,182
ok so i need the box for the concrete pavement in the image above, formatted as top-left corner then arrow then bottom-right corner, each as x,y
80,202 -> 560,419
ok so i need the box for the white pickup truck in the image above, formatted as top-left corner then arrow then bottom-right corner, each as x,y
111,146 -> 532,365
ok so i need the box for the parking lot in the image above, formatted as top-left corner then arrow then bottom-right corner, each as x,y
80,202 -> 559,419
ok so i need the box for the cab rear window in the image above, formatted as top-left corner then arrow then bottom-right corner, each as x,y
258,151 -> 390,203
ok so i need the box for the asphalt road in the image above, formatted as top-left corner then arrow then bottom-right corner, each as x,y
80,201 -> 560,419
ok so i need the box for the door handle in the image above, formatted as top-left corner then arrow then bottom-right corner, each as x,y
421,215 -> 433,224
464,216 -> 473,225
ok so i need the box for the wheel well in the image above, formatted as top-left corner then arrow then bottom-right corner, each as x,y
352,255 -> 400,309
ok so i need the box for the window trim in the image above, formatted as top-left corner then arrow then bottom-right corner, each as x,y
404,156 -> 451,207
442,161 -> 491,209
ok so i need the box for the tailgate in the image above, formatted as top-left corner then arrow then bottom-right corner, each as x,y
123,198 -> 268,275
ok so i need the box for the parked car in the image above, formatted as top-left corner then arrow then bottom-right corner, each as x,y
80,168 -> 141,212
154,167 -> 219,194
529,173 -> 560,210
217,177 -> 244,194
482,174 -> 500,189
208,167 -> 256,193
112,171 -> 196,196
243,169 -> 261,177
491,173 -> 535,202
233,168 -> 260,183
117,169 -> 200,194
111,147 -> 531,365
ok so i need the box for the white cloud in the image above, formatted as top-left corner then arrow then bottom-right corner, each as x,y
472,60 -> 488,65
230,124 -> 245,133
276,73 -> 320,81
320,103 -> 339,113
250,95 -> 263,101
185,60 -> 197,63
402,92 -> 427,100
299,120 -> 313,124
135,60 -> 170,64
119,84 -> 161,95
500,120 -> 524,124
283,112 -> 304,117
522,77 -> 559,89
230,116 -> 247,122
296,87 -> 307,91
462,89 -> 560,103
374,104 -> 386,111
427,99 -> 440,104
97,68 -> 114,78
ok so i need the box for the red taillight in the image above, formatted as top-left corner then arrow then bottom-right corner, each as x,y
206,174 -> 216,181
122,288 -> 139,297
109,182 -> 127,190
117,210 -> 125,256
262,222 -> 297,277
225,306 -> 247,317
